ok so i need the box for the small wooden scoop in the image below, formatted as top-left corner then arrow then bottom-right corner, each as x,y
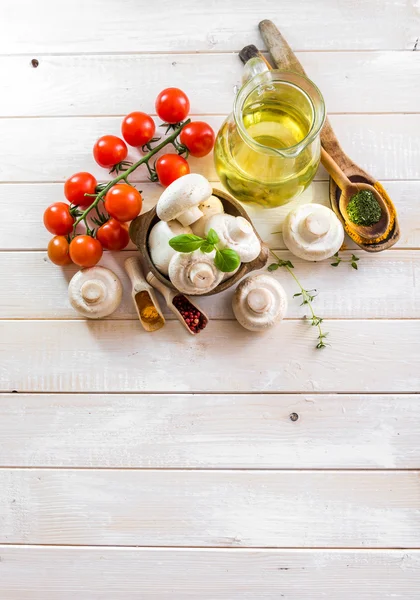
251,19 -> 400,252
146,272 -> 208,336
124,257 -> 165,332
321,148 -> 390,240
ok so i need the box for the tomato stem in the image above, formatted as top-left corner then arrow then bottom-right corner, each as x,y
72,119 -> 191,234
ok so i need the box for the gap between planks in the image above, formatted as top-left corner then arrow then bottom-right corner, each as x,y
0,544 -> 419,551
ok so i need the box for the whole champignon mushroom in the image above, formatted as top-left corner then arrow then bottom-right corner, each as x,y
204,213 -> 261,262
149,220 -> 192,276
68,266 -> 122,319
157,173 -> 212,227
232,273 -> 288,332
190,195 -> 225,238
283,203 -> 344,261
168,249 -> 224,295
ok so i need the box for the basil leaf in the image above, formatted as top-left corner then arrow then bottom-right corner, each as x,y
200,242 -> 215,254
169,234 -> 204,253
214,248 -> 241,273
206,228 -> 219,245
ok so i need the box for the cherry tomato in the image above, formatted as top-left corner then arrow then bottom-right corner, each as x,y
156,154 -> 190,187
155,88 -> 190,124
180,121 -> 215,158
93,135 -> 128,168
64,172 -> 97,207
44,202 -> 75,235
69,235 -> 103,267
122,112 -> 156,147
47,236 -> 72,266
97,218 -> 130,251
104,184 -> 142,222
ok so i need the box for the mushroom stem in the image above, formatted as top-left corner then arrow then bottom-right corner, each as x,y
80,280 -> 106,304
178,206 -> 204,227
227,216 -> 253,241
189,263 -> 215,289
301,212 -> 331,242
247,288 -> 273,314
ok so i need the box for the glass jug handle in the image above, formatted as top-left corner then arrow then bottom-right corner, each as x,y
241,56 -> 269,84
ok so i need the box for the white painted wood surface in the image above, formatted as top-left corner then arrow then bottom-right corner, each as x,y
1,0 -> 420,597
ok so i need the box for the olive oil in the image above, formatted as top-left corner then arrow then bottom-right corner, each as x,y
214,83 -> 322,208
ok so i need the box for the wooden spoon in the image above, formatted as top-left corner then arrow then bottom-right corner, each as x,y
255,19 -> 400,252
320,148 -> 390,240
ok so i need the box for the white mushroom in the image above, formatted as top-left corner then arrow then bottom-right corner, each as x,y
232,274 -> 288,332
156,173 -> 212,227
68,266 -> 122,319
190,195 -> 225,238
283,203 -> 344,261
148,220 -> 192,276
204,213 -> 261,262
168,250 -> 224,295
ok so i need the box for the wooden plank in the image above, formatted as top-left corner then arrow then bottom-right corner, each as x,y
0,180 -> 417,250
1,250 -> 419,320
1,470 -> 419,546
1,548 -> 419,600
0,393 -> 419,469
1,114 -> 418,183
2,0 -> 418,52
1,321 -> 419,393
3,52 -> 420,117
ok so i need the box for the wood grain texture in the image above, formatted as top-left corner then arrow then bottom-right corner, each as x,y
1,250 -> 419,319
0,393 -> 419,469
3,52 -> 420,117
1,548 -> 420,600
1,180 -> 417,250
1,470 -> 420,547
2,0 -> 419,52
1,321 -> 419,393
1,114 -> 418,183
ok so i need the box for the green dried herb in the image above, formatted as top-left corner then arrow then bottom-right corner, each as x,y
347,190 -> 382,226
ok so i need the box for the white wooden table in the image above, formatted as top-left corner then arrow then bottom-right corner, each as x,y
1,1 -> 420,597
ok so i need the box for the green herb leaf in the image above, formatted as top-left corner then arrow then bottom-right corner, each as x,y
352,254 -> 360,261
351,262 -> 358,270
268,263 -> 279,271
330,262 -> 340,267
200,242 -> 215,254
278,259 -> 294,269
169,234 -> 204,253
206,228 -> 219,245
214,248 -> 241,273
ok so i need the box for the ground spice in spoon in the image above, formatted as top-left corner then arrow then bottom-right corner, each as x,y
172,295 -> 208,334
347,190 -> 382,226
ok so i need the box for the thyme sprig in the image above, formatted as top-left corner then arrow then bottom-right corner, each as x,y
268,251 -> 329,349
331,252 -> 360,270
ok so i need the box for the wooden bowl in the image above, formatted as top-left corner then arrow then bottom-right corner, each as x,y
129,188 -> 269,297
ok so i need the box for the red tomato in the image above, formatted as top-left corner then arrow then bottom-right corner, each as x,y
122,112 -> 156,147
64,172 -> 97,207
180,121 -> 215,158
156,154 -> 190,187
47,236 -> 72,266
155,88 -> 190,124
97,218 -> 130,250
43,202 -> 75,235
93,135 -> 128,168
104,184 -> 142,222
69,235 -> 103,267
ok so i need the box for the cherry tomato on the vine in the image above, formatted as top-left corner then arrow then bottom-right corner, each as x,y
156,154 -> 190,187
47,236 -> 72,266
97,218 -> 130,251
155,88 -> 190,124
44,202 -> 75,235
180,121 -> 215,158
122,112 -> 156,147
64,172 -> 97,207
69,235 -> 103,267
93,135 -> 128,168
104,184 -> 142,222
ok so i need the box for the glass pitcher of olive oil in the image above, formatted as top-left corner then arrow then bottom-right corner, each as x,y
214,58 -> 325,208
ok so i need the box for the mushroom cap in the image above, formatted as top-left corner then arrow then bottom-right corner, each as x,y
232,274 -> 288,332
68,266 -> 122,319
204,213 -> 261,263
149,219 -> 192,276
283,203 -> 345,261
190,195 -> 225,238
156,173 -> 212,225
168,249 -> 224,295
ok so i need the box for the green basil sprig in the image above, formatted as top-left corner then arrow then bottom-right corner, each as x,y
169,228 -> 240,273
